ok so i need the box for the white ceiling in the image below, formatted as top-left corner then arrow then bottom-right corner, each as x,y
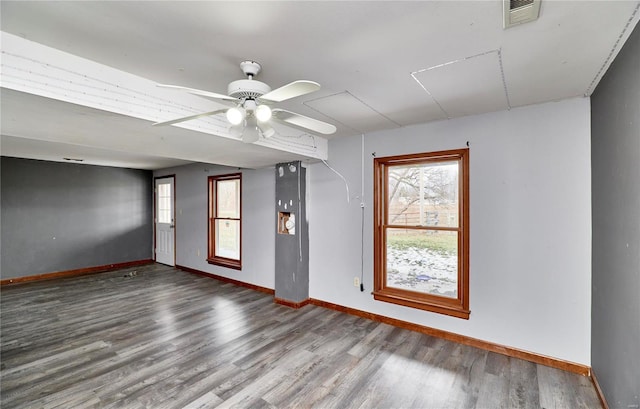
1,1 -> 639,169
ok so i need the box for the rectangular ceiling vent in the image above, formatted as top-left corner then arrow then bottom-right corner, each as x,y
503,0 -> 541,29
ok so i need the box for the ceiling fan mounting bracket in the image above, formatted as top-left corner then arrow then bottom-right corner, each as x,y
240,60 -> 261,78
227,61 -> 271,99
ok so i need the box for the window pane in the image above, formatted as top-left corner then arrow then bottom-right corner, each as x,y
157,183 -> 172,223
388,161 -> 459,227
215,219 -> 240,260
217,179 -> 240,218
386,228 -> 458,298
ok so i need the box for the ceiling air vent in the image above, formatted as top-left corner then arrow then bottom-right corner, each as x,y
503,0 -> 541,29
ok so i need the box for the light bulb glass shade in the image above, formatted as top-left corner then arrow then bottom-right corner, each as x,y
228,124 -> 243,138
242,117 -> 260,143
258,123 -> 275,138
255,104 -> 272,122
226,107 -> 245,125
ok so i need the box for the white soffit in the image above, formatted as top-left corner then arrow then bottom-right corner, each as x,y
303,91 -> 401,134
0,89 -> 321,169
412,50 -> 510,119
0,31 -> 328,162
0,135 -> 192,170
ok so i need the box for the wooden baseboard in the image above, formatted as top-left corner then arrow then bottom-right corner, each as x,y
168,267 -> 591,377
590,370 -> 610,409
274,297 -> 311,309
176,265 -> 275,295
0,259 -> 154,286
308,298 -> 591,377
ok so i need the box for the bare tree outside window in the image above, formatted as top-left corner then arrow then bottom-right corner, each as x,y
387,162 -> 459,297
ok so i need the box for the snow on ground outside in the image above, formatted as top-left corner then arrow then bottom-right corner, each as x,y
387,247 -> 457,298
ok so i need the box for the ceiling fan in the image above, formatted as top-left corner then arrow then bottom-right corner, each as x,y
153,60 -> 336,143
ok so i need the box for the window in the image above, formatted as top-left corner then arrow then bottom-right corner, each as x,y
157,182 -> 172,224
208,173 -> 242,270
373,149 -> 469,319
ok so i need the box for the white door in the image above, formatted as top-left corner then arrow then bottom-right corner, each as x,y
155,177 -> 175,266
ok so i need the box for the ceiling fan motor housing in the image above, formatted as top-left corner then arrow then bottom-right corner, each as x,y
228,79 -> 271,100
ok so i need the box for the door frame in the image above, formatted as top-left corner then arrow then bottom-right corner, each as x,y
154,175 -> 176,266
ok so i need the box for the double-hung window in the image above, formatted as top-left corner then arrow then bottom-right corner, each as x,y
373,149 -> 469,319
208,173 -> 242,270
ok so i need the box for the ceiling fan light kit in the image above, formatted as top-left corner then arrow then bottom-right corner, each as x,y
226,106 -> 246,125
255,104 -> 272,122
242,117 -> 261,144
154,60 -> 336,142
258,122 -> 276,138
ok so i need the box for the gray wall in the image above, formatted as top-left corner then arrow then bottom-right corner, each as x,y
309,97 -> 592,364
591,24 -> 640,409
1,157 -> 153,279
153,162 -> 276,289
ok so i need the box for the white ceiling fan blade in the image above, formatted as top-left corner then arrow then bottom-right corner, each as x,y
153,109 -> 226,126
156,84 -> 239,102
259,80 -> 320,103
272,109 -> 336,135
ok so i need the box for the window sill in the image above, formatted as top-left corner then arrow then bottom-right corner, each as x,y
207,257 -> 241,270
373,289 -> 470,319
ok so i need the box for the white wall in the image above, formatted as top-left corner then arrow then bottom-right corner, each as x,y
154,163 -> 275,289
308,98 -> 592,365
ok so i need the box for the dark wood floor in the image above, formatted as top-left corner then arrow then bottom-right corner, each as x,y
1,263 -> 601,408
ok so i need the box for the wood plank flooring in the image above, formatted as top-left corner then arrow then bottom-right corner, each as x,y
1,264 -> 601,408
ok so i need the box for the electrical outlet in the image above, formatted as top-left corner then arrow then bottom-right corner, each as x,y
354,277 -> 360,287
197,248 -> 200,257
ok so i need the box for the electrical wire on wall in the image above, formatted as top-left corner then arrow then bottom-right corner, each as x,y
321,159 -> 351,203
359,133 -> 366,292
320,134 -> 367,292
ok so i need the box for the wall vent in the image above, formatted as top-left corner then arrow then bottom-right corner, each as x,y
503,0 -> 541,29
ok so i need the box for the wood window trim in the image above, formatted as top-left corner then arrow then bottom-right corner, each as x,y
207,173 -> 242,270
373,149 -> 470,319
